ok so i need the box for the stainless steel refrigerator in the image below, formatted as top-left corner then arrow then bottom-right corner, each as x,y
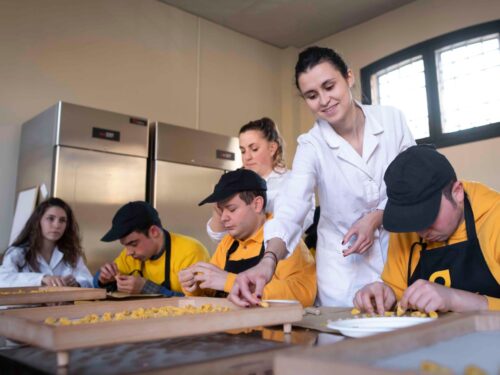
16,102 -> 149,272
149,122 -> 241,254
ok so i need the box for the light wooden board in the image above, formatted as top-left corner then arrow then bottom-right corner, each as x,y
274,311 -> 500,375
0,286 -> 106,306
0,297 -> 303,352
294,306 -> 352,332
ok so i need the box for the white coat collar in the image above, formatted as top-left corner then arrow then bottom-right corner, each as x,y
36,246 -> 64,269
265,169 -> 287,181
317,101 -> 383,176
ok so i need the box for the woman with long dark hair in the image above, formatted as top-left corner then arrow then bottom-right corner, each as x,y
0,197 -> 92,287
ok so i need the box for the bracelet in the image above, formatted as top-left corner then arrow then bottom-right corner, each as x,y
262,251 -> 279,266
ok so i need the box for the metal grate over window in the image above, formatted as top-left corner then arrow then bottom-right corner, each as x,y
436,33 -> 500,134
370,56 -> 429,140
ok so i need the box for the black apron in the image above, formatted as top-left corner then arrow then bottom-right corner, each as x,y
214,239 -> 265,298
408,196 -> 500,297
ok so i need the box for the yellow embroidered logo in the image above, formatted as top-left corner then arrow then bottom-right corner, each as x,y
429,269 -> 451,287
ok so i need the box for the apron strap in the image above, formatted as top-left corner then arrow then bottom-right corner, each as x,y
138,229 -> 172,290
162,230 -> 172,290
407,238 -> 426,285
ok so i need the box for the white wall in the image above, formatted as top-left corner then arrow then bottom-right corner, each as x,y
1,0 -> 499,253
297,0 -> 500,189
0,0 -> 282,251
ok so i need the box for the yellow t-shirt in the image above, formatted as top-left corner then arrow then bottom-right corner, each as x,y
114,232 -> 210,293
185,215 -> 317,307
382,181 -> 500,310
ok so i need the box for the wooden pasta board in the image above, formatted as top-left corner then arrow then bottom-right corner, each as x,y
0,286 -> 106,305
274,311 -> 500,375
0,297 -> 303,352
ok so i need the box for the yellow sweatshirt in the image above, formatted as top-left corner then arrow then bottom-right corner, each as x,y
382,181 -> 500,310
114,232 -> 210,294
185,216 -> 317,307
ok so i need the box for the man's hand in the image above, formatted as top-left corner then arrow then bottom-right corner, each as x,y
208,204 -> 225,232
41,275 -> 67,287
178,266 -> 199,293
98,262 -> 119,284
353,281 -> 396,315
190,262 -> 228,291
343,210 -> 383,256
228,257 -> 276,307
115,275 -> 146,294
400,279 -> 488,313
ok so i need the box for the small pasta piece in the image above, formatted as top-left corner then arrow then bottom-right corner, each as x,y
396,303 -> 405,317
464,365 -> 486,375
428,311 -> 438,319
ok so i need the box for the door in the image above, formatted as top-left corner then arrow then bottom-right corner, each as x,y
54,147 -> 147,273
153,161 -> 224,254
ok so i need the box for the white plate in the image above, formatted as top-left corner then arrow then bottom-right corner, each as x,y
327,317 -> 433,338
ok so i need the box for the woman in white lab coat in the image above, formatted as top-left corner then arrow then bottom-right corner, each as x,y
229,46 -> 415,307
0,197 -> 93,288
206,117 -> 314,242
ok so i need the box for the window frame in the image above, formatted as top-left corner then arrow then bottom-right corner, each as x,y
360,20 -> 500,148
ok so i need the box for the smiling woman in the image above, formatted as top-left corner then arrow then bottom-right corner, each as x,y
229,46 -> 416,308
0,198 -> 93,288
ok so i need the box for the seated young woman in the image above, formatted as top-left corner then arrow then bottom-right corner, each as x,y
0,197 -> 93,288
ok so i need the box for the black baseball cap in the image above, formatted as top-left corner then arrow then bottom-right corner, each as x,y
383,144 -> 457,233
199,169 -> 267,206
101,201 -> 162,242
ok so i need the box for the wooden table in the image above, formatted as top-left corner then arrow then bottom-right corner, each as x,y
0,297 -> 306,370
0,306 -> 347,374
275,311 -> 500,375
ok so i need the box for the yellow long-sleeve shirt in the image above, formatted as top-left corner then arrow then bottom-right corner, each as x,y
186,217 -> 317,307
382,181 -> 500,310
114,232 -> 210,294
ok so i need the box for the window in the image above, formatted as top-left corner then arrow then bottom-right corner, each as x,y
361,20 -> 500,147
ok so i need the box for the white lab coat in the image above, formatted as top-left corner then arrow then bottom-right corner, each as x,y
206,170 -> 315,242
265,104 -> 415,306
0,246 -> 93,288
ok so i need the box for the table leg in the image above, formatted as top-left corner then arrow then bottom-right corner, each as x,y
57,351 -> 69,367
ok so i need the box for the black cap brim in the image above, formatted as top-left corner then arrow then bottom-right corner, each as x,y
198,190 -> 237,206
383,191 -> 442,233
101,226 -> 129,242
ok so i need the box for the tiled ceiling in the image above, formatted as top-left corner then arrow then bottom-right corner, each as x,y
158,0 -> 416,48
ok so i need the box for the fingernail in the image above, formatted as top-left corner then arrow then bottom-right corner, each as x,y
341,240 -> 345,245
256,294 -> 261,299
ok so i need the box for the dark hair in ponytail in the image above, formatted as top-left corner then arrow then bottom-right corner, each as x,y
295,46 -> 349,91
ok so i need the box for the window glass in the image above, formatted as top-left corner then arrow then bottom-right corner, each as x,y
371,56 -> 429,139
436,33 -> 500,133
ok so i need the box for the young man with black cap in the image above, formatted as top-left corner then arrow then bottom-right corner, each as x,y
354,145 -> 500,314
178,169 -> 316,307
94,201 -> 209,296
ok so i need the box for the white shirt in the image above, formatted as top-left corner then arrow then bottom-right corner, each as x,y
206,170 -> 315,243
0,246 -> 93,288
265,104 -> 415,307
